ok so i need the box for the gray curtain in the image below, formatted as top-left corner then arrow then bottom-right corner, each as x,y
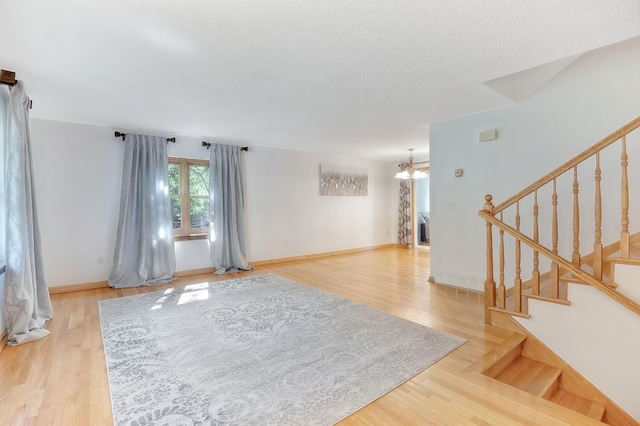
4,81 -> 53,346
109,134 -> 176,288
209,143 -> 252,274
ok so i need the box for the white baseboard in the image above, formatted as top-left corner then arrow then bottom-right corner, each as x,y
250,244 -> 397,266
47,244 -> 399,295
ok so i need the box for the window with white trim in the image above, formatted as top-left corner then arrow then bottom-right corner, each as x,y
168,158 -> 209,240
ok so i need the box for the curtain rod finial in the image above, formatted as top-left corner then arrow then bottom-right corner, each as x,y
0,69 -> 17,86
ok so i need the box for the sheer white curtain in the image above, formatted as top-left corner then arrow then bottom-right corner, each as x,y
4,81 -> 53,346
109,134 -> 176,288
209,143 -> 252,274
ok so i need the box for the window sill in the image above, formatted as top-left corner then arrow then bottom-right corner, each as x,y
174,234 -> 209,242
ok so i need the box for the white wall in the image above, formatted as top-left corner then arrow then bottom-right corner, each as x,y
30,120 -> 123,287
415,175 -> 429,214
29,119 -> 397,287
243,146 -> 395,261
430,37 -> 640,291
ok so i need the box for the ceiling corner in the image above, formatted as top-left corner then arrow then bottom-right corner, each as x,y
483,53 -> 584,103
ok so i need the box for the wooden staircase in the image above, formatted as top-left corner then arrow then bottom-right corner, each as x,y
495,354 -> 606,422
487,266 -> 640,425
478,115 -> 640,323
471,330 -> 632,425
477,116 -> 640,425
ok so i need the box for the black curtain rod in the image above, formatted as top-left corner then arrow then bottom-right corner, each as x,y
114,131 -> 176,143
201,141 -> 249,151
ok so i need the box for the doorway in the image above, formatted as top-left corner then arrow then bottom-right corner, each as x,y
412,168 -> 429,247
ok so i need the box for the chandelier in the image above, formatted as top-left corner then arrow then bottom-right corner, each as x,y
394,149 -> 428,179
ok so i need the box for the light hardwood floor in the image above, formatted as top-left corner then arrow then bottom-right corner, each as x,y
0,247 -> 604,425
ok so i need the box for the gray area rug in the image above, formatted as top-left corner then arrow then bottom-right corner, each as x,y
99,273 -> 466,425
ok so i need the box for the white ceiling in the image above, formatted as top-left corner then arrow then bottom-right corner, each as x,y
1,1 -> 639,162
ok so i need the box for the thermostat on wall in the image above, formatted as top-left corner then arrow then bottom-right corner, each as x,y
479,129 -> 498,142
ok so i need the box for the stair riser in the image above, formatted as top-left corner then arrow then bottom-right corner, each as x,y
482,344 -> 522,379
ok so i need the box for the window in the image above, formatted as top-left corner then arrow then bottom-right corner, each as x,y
168,158 -> 209,240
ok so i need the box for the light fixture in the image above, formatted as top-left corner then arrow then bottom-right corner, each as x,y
395,149 -> 428,179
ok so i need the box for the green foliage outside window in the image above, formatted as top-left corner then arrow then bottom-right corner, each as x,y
169,159 -> 209,235
168,164 -> 180,196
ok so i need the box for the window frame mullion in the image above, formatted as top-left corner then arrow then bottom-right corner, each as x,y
180,161 -> 191,233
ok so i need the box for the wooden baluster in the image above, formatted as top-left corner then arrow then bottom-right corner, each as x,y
621,135 -> 630,258
550,178 -> 560,298
594,152 -> 603,280
572,166 -> 581,266
483,195 -> 496,324
532,189 -> 540,295
497,212 -> 505,309
514,202 -> 522,312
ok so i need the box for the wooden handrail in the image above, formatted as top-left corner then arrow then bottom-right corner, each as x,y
479,210 -> 640,317
493,116 -> 640,214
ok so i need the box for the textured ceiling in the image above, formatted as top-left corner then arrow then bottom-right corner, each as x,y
1,1 -> 639,161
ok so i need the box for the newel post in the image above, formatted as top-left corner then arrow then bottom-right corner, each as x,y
483,194 -> 496,324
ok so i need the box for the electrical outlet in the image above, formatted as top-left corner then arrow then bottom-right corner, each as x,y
284,240 -> 288,246
435,255 -> 442,264
97,256 -> 104,266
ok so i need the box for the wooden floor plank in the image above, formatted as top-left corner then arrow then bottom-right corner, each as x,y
0,247 -> 607,425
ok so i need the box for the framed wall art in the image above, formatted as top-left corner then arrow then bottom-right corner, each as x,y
319,164 -> 368,196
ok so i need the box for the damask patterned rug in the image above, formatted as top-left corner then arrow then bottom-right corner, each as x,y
98,273 -> 465,425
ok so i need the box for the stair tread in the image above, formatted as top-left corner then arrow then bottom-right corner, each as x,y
605,256 -> 640,265
560,259 -> 617,288
473,333 -> 526,378
558,276 -> 585,284
503,278 -> 567,312
551,389 -> 605,421
494,356 -> 561,398
525,293 -> 571,306
528,277 -> 568,300
558,272 -> 618,289
606,244 -> 640,260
